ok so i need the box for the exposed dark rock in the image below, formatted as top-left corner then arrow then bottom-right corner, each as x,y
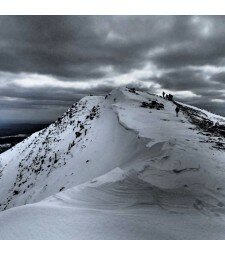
141,101 -> 164,110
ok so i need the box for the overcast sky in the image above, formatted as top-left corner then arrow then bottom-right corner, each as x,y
1,16 -> 225,123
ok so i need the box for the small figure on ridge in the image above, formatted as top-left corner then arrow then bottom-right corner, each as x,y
175,106 -> 180,117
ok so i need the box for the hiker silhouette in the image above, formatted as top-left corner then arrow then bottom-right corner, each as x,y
175,106 -> 180,117
162,91 -> 165,98
168,94 -> 173,101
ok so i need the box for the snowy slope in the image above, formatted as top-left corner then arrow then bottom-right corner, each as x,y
0,86 -> 225,239
0,93 -> 143,210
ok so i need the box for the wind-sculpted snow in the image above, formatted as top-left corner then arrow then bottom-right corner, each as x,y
0,93 -> 144,210
0,86 -> 225,239
1,162 -> 225,239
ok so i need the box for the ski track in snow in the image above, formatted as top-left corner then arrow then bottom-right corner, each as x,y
0,87 -> 225,239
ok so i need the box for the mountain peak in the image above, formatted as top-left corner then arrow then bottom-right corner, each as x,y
0,87 -> 225,239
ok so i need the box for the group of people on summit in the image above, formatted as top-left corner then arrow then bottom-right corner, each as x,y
162,91 -> 180,117
162,91 -> 173,101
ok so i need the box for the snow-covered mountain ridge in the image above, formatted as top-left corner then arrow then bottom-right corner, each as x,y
0,86 -> 225,239
0,90 -> 143,210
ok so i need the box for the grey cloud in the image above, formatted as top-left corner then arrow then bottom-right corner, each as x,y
0,16 -> 200,79
147,68 -> 225,116
1,16 -> 225,121
0,82 -> 116,122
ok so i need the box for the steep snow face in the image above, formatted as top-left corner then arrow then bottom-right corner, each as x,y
0,86 -> 225,239
0,93 -> 144,210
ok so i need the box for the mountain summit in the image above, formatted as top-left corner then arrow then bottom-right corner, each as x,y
0,86 -> 225,239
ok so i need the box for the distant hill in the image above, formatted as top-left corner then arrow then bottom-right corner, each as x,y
0,123 -> 49,154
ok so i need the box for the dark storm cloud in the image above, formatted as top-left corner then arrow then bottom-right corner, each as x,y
0,16 -> 112,79
0,82 -> 117,121
0,84 -> 90,103
1,16 -> 225,77
0,83 -> 116,123
1,15 -> 225,122
0,16 -> 202,79
0,16 -> 152,78
150,16 -> 225,69
145,68 -> 225,116
211,72 -> 225,84
0,83 -> 115,109
148,68 -> 225,92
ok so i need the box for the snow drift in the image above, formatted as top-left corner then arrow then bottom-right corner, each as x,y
0,86 -> 225,239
